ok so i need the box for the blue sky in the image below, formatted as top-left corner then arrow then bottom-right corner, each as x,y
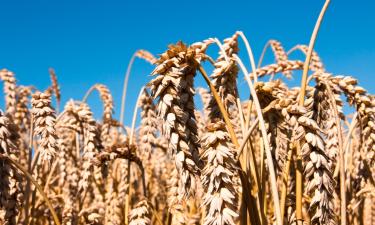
0,0 -> 374,125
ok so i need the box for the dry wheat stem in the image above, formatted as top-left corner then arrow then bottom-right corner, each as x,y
130,86 -> 146,145
234,34 -> 270,206
279,145 -> 294,224
124,86 -> 146,225
237,31 -> 259,83
235,54 -> 282,225
257,40 -> 272,68
335,113 -> 357,178
23,114 -> 34,225
120,50 -> 155,127
237,118 -> 259,158
237,116 -> 263,220
287,45 -> 325,72
120,53 -> 137,128
197,65 -> 239,148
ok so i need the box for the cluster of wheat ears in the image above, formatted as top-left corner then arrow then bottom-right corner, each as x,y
0,2 -> 374,225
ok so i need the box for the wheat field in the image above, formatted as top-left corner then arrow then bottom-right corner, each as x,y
0,2 -> 374,225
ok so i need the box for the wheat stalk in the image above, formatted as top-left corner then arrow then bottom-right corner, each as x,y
235,54 -> 283,225
120,49 -> 156,127
208,34 -> 243,142
296,1 -> 331,223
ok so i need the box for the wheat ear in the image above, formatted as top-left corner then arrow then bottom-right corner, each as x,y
0,69 -> 17,115
31,91 -> 58,165
83,84 -> 114,147
288,45 -> 325,72
148,41 -> 210,198
296,1 -> 331,222
48,68 -> 61,112
201,120 -> 240,225
258,39 -> 292,78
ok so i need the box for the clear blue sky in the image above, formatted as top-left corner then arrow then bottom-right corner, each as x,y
1,0 -> 374,125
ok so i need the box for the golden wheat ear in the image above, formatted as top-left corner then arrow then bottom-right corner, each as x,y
200,120 -> 240,225
0,69 -> 17,115
83,83 -> 114,148
135,50 -> 157,64
48,68 -> 61,110
31,91 -> 58,165
148,41 -> 211,199
258,40 -> 292,78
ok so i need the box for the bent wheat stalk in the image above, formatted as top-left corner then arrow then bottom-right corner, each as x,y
120,50 -> 155,127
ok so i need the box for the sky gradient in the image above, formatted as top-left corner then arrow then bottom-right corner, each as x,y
1,0 -> 374,125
